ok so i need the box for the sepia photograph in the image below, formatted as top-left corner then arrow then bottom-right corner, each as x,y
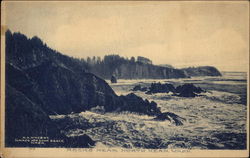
0,1 -> 249,157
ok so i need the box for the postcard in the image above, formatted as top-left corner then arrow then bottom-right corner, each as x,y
0,1 -> 249,157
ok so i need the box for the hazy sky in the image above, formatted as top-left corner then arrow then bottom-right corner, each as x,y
3,1 -> 249,71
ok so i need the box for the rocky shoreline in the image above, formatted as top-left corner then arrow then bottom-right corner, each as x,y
5,30 -> 221,148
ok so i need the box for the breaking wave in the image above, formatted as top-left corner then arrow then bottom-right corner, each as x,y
50,72 -> 247,149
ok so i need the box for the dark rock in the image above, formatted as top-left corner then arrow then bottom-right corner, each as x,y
24,61 -> 117,115
146,82 -> 176,94
140,87 -> 148,92
5,84 -> 60,147
5,84 -> 95,148
111,75 -> 117,83
154,112 -> 186,126
118,93 -> 161,116
179,90 -> 196,97
131,85 -> 148,92
176,83 -> 204,98
5,63 -> 47,113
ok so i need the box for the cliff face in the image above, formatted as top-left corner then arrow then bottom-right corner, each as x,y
89,56 -> 222,80
25,61 -> 118,114
182,66 -> 222,77
113,63 -> 187,79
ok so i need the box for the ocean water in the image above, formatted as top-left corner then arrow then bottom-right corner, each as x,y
50,72 -> 247,149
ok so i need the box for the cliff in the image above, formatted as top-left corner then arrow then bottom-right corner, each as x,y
89,55 -> 189,79
88,55 -> 222,79
113,62 -> 187,79
182,66 -> 222,77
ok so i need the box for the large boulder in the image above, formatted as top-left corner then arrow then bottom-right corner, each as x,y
131,85 -> 148,92
111,75 -> 117,83
118,93 -> 161,116
146,82 -> 176,94
176,83 -> 204,97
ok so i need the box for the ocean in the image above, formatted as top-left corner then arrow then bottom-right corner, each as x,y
50,72 -> 247,149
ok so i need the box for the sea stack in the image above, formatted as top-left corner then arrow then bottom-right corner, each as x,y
111,75 -> 117,83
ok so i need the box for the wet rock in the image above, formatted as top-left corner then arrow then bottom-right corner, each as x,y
111,75 -> 117,83
118,93 -> 161,116
146,82 -> 176,94
176,83 -> 204,98
131,85 -> 148,92
154,112 -> 185,126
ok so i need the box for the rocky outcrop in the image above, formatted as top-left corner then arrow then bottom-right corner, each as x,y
6,31 -> 164,116
7,61 -> 161,116
25,61 -> 118,115
111,75 -> 117,83
118,93 -> 161,116
154,112 -> 186,126
5,62 -> 165,147
143,82 -> 205,98
176,83 -> 205,98
131,85 -> 148,92
146,82 -> 176,94
182,66 -> 222,77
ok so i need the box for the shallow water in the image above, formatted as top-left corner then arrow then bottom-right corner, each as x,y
50,72 -> 247,149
